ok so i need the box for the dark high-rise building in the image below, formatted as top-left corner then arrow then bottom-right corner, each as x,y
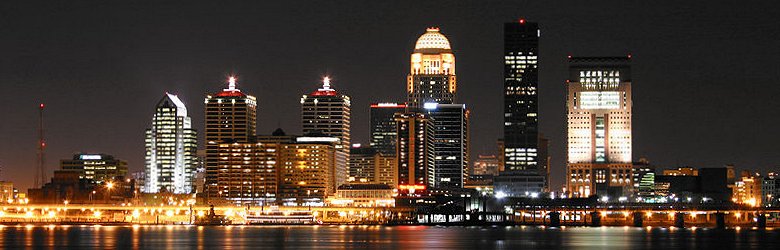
204,77 -> 258,199
395,112 -> 434,189
424,103 -> 469,188
503,19 -> 540,173
494,20 -> 546,197
538,133 -> 550,191
369,103 -> 406,156
407,28 -> 457,108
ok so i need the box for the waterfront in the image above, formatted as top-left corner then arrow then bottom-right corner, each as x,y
0,225 -> 777,249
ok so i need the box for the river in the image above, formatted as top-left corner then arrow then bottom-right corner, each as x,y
0,225 -> 777,249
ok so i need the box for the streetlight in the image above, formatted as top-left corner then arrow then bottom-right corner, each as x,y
105,181 -> 115,204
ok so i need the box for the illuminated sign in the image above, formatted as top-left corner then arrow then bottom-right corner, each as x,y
371,103 -> 406,108
398,185 -> 426,190
79,155 -> 102,160
423,102 -> 438,110
296,137 -> 340,143
579,91 -> 620,109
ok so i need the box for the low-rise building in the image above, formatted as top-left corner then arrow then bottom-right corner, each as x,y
0,182 -> 14,203
61,153 -> 128,184
327,184 -> 395,207
733,175 -> 762,207
761,173 -> 779,207
348,146 -> 397,188
472,155 -> 500,176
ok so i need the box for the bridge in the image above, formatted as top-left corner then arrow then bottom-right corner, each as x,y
410,197 -> 780,228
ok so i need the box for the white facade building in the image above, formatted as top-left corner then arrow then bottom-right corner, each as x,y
145,93 -> 198,194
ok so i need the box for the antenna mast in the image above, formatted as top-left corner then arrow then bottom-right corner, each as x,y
35,103 -> 46,187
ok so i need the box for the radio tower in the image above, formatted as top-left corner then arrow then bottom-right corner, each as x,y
34,103 -> 46,187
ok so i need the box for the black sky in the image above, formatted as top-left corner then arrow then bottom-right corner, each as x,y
2,1 -> 780,191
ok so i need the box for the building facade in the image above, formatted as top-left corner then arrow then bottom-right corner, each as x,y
0,182 -> 14,203
762,172 -> 780,207
301,77 -> 351,193
61,153 -> 128,184
327,184 -> 395,207
204,77 -> 257,198
503,19 -> 540,173
369,103 -> 407,156
733,175 -> 761,207
472,155 -> 501,176
566,56 -> 633,198
424,103 -> 469,188
145,93 -> 198,194
215,142 -> 279,205
631,159 -> 656,198
278,135 -> 339,206
348,146 -> 397,188
395,112 -> 434,189
407,28 -> 457,108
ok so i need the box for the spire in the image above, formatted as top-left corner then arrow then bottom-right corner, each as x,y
310,76 -> 338,96
228,76 -> 237,90
320,76 -> 332,91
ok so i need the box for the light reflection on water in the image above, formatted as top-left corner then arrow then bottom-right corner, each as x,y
0,225 -> 776,249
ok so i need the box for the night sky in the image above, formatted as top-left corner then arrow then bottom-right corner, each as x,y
2,1 -> 780,191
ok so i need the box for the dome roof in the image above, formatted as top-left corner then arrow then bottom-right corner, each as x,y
414,28 -> 451,51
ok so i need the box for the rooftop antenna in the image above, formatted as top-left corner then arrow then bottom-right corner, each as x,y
35,103 -> 46,187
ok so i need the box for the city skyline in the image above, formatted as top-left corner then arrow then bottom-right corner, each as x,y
3,1 -> 780,192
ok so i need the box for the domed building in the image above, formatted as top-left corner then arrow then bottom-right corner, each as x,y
407,28 -> 457,108
401,27 -> 469,190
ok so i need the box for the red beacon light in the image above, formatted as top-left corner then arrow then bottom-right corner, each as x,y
39,103 -> 45,109
519,18 -> 526,24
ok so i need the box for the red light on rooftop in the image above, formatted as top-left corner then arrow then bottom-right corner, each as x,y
627,53 -> 632,59
519,18 -> 526,24
39,103 -> 45,109
567,54 -> 572,59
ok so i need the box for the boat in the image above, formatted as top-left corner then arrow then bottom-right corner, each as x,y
194,205 -> 232,226
244,210 -> 321,225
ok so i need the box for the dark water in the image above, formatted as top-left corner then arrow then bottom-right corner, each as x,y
0,225 -> 778,249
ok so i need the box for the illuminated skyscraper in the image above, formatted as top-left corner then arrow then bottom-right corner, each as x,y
566,56 -> 632,198
145,93 -> 198,194
369,103 -> 406,156
503,19 -> 540,173
204,77 -> 258,198
301,77 -> 351,193
407,28 -> 456,108
424,103 -> 469,188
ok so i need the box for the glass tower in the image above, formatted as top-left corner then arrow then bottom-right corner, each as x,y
503,20 -> 540,173
145,93 -> 198,194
